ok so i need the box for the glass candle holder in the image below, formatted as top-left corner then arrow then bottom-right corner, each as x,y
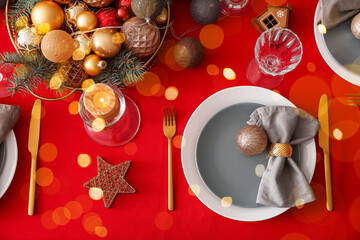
79,83 -> 140,147
246,27 -> 303,89
221,0 -> 252,16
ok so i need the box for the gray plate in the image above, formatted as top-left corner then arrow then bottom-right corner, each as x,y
324,18 -> 360,73
196,103 -> 300,208
0,142 -> 5,175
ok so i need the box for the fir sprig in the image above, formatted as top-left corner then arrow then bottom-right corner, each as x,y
93,50 -> 146,87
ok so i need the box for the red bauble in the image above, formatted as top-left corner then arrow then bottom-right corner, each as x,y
116,0 -> 131,8
116,7 -> 130,21
96,8 -> 120,27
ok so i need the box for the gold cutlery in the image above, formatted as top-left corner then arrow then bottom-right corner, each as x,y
345,93 -> 360,106
318,94 -> 333,211
28,99 -> 42,216
163,107 -> 176,211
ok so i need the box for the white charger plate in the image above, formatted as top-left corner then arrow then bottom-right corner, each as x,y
181,86 -> 316,221
314,3 -> 360,86
0,130 -> 18,198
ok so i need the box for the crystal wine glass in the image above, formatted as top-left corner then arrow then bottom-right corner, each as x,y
79,83 -> 140,147
246,27 -> 303,89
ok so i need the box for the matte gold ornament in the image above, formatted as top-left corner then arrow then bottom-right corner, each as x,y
131,0 -> 165,19
83,54 -> 107,76
41,30 -> 75,63
351,13 -> 360,40
173,37 -> 204,68
83,0 -> 115,8
31,1 -> 64,31
65,2 -> 88,26
76,11 -> 98,32
121,16 -> 160,57
155,8 -> 167,25
91,29 -> 122,58
236,125 -> 268,156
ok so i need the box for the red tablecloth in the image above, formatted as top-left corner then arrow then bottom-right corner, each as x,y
1,0 -> 360,239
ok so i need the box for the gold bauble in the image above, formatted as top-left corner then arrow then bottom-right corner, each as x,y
41,30 -> 75,63
76,11 -> 98,31
155,8 -> 168,25
31,1 -> 64,31
91,29 -> 122,58
83,54 -> 107,76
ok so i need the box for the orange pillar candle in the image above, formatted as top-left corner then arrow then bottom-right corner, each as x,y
83,83 -> 120,121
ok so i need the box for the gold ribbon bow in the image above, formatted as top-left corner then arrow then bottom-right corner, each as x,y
268,143 -> 293,158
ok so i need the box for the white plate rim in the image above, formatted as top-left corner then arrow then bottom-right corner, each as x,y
314,3 -> 360,86
181,86 -> 316,221
0,130 -> 18,199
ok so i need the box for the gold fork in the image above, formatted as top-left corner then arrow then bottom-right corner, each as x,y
346,93 -> 360,106
163,107 -> 176,211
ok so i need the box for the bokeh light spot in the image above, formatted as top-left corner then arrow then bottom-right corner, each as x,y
188,184 -> 201,196
69,101 -> 79,115
36,167 -> 54,187
52,207 -> 71,226
159,40 -> 185,71
333,128 -> 343,140
307,62 -> 316,72
165,86 -> 178,101
82,79 -> 95,92
39,142 -> 58,162
173,135 -> 183,149
207,64 -> 219,76
221,196 -> 233,208
49,72 -> 65,90
155,212 -> 174,230
199,24 -> 224,49
76,194 -> 94,213
349,197 -> 360,232
136,72 -> 161,96
295,198 -> 305,209
41,106 -> 46,119
255,164 -> 265,177
89,188 -> 103,200
82,212 -> 103,234
281,233 -> 311,240
65,201 -> 83,220
42,177 -> 61,195
124,142 -> 137,155
41,210 -> 57,230
95,226 -> 108,238
223,68 -> 236,80
318,24 -> 327,34
78,154 -> 92,168
92,118 -> 106,132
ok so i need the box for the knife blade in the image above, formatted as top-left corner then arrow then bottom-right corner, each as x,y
28,99 -> 41,216
318,94 -> 333,211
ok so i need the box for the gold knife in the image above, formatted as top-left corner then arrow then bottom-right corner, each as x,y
28,99 -> 41,216
318,94 -> 333,211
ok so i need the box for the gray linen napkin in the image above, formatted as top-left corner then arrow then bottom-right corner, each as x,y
0,104 -> 20,144
247,106 -> 320,208
316,0 -> 360,30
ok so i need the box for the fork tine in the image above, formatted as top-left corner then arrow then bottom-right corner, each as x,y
163,108 -> 166,125
172,108 -> 176,125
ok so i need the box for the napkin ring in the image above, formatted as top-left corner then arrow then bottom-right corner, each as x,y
268,143 -> 293,158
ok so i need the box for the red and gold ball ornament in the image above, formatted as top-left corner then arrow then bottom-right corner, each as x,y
31,1 -> 64,31
91,29 -> 123,58
76,11 -> 98,31
96,8 -> 120,28
41,30 -> 75,63
116,0 -> 131,8
116,7 -> 130,22
83,54 -> 107,76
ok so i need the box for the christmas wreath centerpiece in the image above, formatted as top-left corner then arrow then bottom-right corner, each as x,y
2,0 -> 170,97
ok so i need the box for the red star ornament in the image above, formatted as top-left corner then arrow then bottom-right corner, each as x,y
84,156 -> 136,208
